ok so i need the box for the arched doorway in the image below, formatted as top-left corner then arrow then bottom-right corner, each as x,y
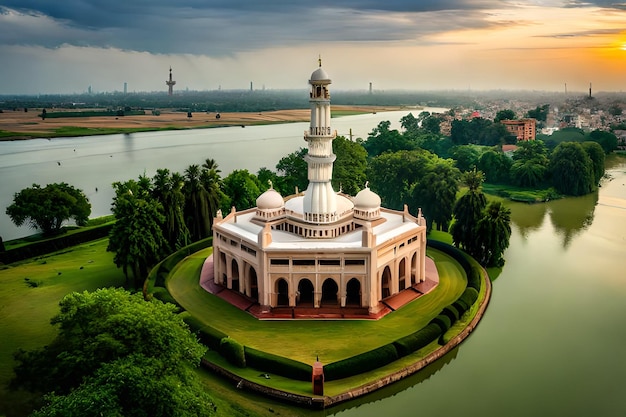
399,258 -> 407,291
346,278 -> 361,307
276,279 -> 289,306
381,266 -> 392,299
231,259 -> 240,292
248,267 -> 258,301
321,278 -> 339,306
297,279 -> 314,306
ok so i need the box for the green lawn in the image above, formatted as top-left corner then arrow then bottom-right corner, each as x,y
0,238 -> 127,417
166,248 -> 467,364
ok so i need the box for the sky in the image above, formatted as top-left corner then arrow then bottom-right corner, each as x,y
1,1 -> 626,95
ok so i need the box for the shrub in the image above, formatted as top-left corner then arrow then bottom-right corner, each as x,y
182,314 -> 228,351
324,343 -> 399,381
150,287 -> 181,309
393,323 -> 442,358
430,314 -> 452,333
460,287 -> 479,308
220,337 -> 246,368
468,266 -> 482,291
453,299 -> 468,316
244,346 -> 312,381
441,305 -> 460,322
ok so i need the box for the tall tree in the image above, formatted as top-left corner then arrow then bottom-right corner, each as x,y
276,148 -> 308,195
477,149 -> 512,184
411,159 -> 460,231
108,178 -> 168,287
13,288 -> 215,417
6,183 -> 91,236
221,169 -> 262,211
450,169 -> 487,254
494,109 -> 516,122
367,149 -> 433,210
550,142 -> 595,196
474,201 -> 512,267
152,169 -> 190,250
332,135 -> 367,195
581,141 -> 605,185
201,158 -> 225,232
363,120 -> 415,157
510,140 -> 549,187
183,164 -> 212,241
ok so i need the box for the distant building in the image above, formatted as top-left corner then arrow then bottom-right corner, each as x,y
501,118 -> 536,142
166,67 -> 176,96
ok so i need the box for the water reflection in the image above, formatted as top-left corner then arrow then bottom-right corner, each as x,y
509,191 -> 597,248
548,192 -> 597,248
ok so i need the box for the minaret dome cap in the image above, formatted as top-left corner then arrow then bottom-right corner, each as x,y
310,67 -> 330,83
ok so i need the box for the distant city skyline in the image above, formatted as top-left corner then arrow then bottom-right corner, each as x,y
1,1 -> 626,95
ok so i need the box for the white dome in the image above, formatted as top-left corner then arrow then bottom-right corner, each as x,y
310,67 -> 330,83
353,187 -> 381,210
256,188 -> 284,210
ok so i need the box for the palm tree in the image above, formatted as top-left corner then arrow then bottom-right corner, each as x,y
152,169 -> 190,250
474,201 -> 512,266
200,158 -> 224,231
450,169 -> 487,255
183,164 -> 212,241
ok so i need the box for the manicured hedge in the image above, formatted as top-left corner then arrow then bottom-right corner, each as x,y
441,305 -> 460,322
182,314 -> 228,351
244,346 -> 312,381
324,343 -> 399,381
453,299 -> 469,316
393,323 -> 442,358
0,223 -> 113,264
467,266 -> 482,291
459,287 -> 479,308
427,239 -> 472,275
220,337 -> 246,368
430,314 -> 452,333
151,286 -> 181,309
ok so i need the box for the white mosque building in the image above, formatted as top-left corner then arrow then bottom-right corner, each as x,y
211,61 -> 432,317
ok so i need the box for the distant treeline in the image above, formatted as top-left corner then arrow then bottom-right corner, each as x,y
0,89 -> 518,113
42,109 -> 146,118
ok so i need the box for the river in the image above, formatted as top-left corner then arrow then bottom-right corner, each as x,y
0,109 -> 440,241
1,111 -> 625,416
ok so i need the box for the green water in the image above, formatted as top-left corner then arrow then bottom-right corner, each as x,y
328,156 -> 626,417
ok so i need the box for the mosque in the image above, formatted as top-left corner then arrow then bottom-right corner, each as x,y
210,61 -> 434,317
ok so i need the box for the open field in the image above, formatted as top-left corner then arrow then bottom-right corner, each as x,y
0,105 -> 399,140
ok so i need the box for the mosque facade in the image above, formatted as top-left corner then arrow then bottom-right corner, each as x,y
212,62 -> 429,316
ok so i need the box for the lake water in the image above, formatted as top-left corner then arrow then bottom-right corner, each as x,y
0,109 -> 441,241
1,111 -> 625,416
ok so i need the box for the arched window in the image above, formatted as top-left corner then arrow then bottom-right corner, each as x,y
248,267 -> 258,301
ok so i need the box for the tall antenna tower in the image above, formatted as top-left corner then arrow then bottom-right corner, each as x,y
166,67 -> 176,96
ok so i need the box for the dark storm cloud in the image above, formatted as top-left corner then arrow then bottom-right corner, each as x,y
0,0 -> 505,55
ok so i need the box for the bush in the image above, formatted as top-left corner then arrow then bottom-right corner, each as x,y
220,337 -> 246,368
453,299 -> 469,316
151,287 -> 181,309
324,343 -> 399,381
468,266 -> 482,291
459,287 -> 479,308
430,314 -> 452,333
244,346 -> 312,381
441,305 -> 460,322
393,323 -> 442,358
182,314 -> 228,351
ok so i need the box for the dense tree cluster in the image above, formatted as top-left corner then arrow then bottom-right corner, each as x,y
12,288 -> 215,417
6,182 -> 91,236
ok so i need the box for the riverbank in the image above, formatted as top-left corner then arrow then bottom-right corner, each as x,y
0,105 -> 402,141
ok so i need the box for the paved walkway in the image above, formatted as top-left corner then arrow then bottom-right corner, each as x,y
199,255 -> 440,320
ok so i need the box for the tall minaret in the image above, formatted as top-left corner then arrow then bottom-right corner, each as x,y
302,58 -> 337,223
166,67 -> 176,96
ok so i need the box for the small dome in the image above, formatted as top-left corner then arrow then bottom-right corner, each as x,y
310,67 -> 330,83
353,187 -> 381,210
256,188 -> 284,210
